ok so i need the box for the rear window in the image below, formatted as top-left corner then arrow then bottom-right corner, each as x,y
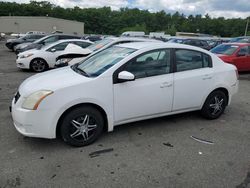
87,38 -> 114,52
210,44 -> 239,55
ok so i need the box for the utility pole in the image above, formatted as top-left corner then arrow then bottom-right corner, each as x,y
245,19 -> 249,36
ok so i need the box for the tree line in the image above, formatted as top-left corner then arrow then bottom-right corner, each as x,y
0,1 -> 249,37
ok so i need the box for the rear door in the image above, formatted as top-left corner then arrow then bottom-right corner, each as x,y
173,49 -> 214,111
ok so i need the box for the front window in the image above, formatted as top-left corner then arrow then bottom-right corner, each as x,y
124,49 -> 171,79
210,44 -> 239,55
87,38 -> 114,52
74,46 -> 136,77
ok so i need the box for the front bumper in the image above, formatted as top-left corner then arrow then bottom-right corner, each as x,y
16,57 -> 30,69
11,97 -> 57,139
5,42 -> 12,49
55,62 -> 68,68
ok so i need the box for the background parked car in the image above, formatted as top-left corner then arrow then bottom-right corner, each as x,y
15,34 -> 82,54
210,43 -> 250,71
16,39 -> 93,72
229,36 -> 250,43
167,37 -> 186,44
182,38 -> 211,50
55,37 -> 161,67
82,35 -> 103,42
5,34 -> 46,51
206,38 -> 230,49
25,31 -> 46,35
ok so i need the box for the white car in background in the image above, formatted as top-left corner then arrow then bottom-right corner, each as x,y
55,37 -> 161,67
11,42 -> 238,147
16,39 -> 93,72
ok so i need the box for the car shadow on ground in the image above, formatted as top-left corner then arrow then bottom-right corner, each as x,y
20,111 -> 204,149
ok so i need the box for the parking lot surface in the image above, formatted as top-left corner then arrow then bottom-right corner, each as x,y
0,41 -> 250,188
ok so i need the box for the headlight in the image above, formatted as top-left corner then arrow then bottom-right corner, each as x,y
22,90 -> 53,110
56,58 -> 72,65
19,53 -> 33,59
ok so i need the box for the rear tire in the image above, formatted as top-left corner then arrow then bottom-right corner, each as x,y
201,90 -> 227,119
60,106 -> 104,147
30,58 -> 48,72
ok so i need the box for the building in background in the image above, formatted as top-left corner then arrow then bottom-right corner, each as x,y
0,16 -> 84,35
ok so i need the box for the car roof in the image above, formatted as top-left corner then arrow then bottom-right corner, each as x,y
44,39 -> 92,49
105,36 -> 159,42
116,42 -> 207,51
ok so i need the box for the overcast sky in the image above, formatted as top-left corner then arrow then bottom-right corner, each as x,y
3,0 -> 250,18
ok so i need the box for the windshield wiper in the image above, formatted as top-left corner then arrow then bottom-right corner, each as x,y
71,64 -> 89,77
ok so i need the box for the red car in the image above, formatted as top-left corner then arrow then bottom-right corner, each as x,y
210,43 -> 250,71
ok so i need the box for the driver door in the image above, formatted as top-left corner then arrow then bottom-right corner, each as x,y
113,49 -> 174,124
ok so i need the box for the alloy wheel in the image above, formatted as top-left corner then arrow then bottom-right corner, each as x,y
209,96 -> 224,115
31,59 -> 46,72
69,114 -> 97,142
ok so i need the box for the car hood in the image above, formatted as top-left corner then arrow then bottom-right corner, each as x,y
17,42 -> 32,48
19,67 -> 91,96
17,48 -> 39,57
7,38 -> 23,43
64,45 -> 93,55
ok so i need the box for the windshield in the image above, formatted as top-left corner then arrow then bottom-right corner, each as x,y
87,38 -> 114,52
73,46 -> 136,77
210,44 -> 239,55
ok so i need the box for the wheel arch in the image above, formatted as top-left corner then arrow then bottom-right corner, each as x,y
56,103 -> 108,138
204,87 -> 229,106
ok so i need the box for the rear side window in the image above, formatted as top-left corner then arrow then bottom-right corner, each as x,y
238,46 -> 249,55
175,49 -> 211,72
73,41 -> 92,48
48,42 -> 70,52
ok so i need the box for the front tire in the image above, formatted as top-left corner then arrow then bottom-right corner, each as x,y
201,90 -> 227,119
60,106 -> 104,147
30,58 -> 48,72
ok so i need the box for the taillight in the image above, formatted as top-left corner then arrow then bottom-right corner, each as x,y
235,69 -> 239,80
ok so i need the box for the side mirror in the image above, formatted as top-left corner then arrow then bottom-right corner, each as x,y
50,48 -> 56,52
118,71 -> 135,82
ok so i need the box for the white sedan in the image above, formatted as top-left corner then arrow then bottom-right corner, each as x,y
16,39 -> 93,72
11,42 -> 238,147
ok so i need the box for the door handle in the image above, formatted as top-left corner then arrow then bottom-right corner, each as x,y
202,74 -> 213,80
160,82 -> 173,88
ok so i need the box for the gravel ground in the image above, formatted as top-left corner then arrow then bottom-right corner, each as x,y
0,40 -> 249,188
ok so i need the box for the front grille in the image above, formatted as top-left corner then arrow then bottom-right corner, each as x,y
14,91 -> 20,104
